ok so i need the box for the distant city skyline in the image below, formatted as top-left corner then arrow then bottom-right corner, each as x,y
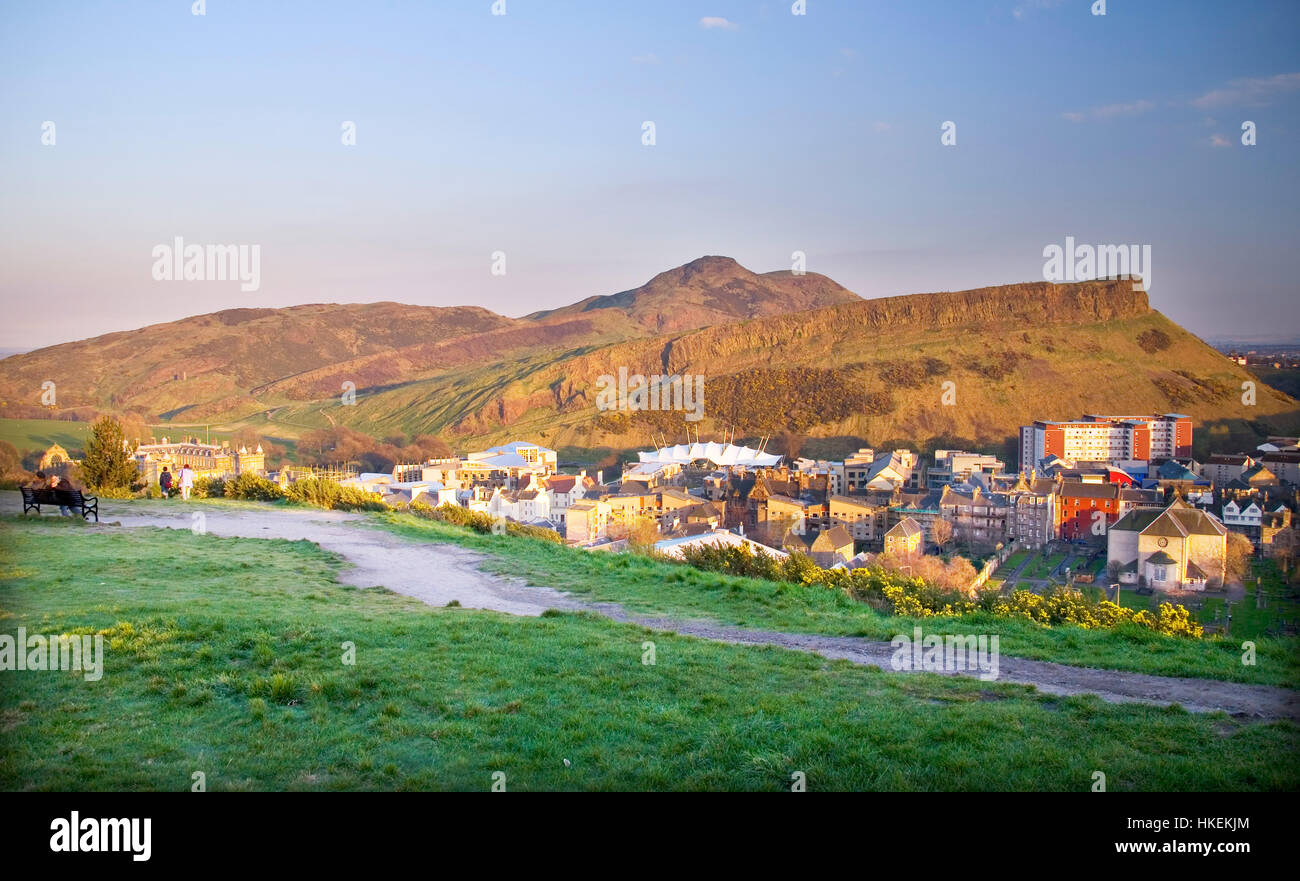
2,0 -> 1299,349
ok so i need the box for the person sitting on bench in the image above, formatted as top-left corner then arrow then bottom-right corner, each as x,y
48,473 -> 78,517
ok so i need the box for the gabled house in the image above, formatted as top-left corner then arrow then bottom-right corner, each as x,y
1107,498 -> 1228,591
784,525 -> 854,567
544,471 -> 598,524
883,517 -> 923,556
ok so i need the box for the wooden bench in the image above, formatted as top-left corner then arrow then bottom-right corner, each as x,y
20,486 -> 99,522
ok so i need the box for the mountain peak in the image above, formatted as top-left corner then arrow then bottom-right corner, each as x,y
527,256 -> 860,333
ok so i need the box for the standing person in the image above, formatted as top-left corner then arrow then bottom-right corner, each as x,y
159,466 -> 173,498
179,464 -> 194,500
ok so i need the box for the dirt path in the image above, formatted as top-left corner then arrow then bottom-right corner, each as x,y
8,498 -> 1297,721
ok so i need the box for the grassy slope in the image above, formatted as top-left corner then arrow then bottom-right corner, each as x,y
1,517 -> 1295,791
372,512 -> 1300,688
0,417 -> 90,454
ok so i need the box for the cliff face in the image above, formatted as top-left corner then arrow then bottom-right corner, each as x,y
522,279 -> 1154,404
441,276 -> 1293,456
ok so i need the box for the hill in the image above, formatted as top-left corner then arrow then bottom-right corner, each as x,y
525,255 -> 861,333
1,261 -> 1296,462
263,279 -> 1300,462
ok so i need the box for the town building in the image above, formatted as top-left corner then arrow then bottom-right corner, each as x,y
1259,451 -> 1300,485
1200,454 -> 1256,486
654,529 -> 789,561
827,495 -> 887,544
1107,499 -> 1228,591
784,524 -> 854,567
791,458 -> 846,496
927,450 -> 1007,489
845,449 -> 919,492
132,437 -> 266,484
1003,475 -> 1057,548
882,517 -> 923,556
1019,413 -> 1192,471
565,499 -> 612,544
938,485 -> 1009,549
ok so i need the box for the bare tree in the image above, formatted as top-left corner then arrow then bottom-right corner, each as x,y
930,518 -> 955,552
1224,531 -> 1255,584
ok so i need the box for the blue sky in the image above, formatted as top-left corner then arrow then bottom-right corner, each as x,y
1,0 -> 1297,348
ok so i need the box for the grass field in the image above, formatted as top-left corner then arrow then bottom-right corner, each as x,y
995,551 -> 1029,577
372,512 -> 1300,688
1,516 -> 1296,791
0,416 -> 298,461
0,417 -> 90,454
1021,552 -> 1069,580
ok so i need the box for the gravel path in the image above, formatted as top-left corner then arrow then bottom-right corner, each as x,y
7,498 -> 1297,720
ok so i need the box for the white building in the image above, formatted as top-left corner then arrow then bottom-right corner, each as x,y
654,529 -> 789,561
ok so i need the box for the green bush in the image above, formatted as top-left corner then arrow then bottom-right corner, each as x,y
224,473 -> 284,502
284,477 -> 385,512
192,476 -> 226,499
674,539 -> 1202,638
409,501 -> 563,543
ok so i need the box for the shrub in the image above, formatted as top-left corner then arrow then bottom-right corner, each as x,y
284,477 -> 385,512
679,542 -> 781,580
408,501 -> 563,543
671,538 -> 1202,638
192,476 -> 226,499
224,473 -> 284,502
1137,328 -> 1172,353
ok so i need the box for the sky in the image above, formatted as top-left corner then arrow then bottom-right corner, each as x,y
1,0 -> 1298,350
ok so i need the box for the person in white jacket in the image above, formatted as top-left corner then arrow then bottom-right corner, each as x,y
179,464 -> 195,500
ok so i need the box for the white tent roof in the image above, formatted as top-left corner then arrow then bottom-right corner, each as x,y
637,442 -> 781,468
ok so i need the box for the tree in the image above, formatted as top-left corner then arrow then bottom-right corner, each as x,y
1106,559 -> 1123,583
1224,531 -> 1255,584
0,440 -> 21,478
80,416 -> 139,490
930,518 -> 955,551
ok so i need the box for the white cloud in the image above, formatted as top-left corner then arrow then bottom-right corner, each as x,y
699,16 -> 739,30
839,48 -> 857,58
873,121 -> 891,132
1192,73 -> 1300,109
1209,133 -> 1232,148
